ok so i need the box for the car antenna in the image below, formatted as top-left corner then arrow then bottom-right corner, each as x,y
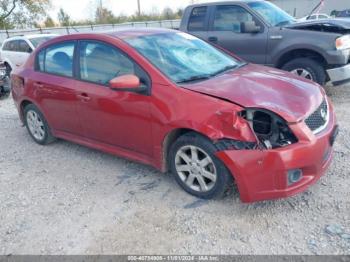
306,0 -> 325,19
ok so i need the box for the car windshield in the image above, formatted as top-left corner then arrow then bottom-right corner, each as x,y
125,32 -> 242,83
29,36 -> 56,48
248,1 -> 296,27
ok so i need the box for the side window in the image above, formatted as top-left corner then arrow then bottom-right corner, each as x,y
79,41 -> 135,85
188,6 -> 208,31
5,40 -> 17,51
307,15 -> 316,20
44,42 -> 75,77
17,40 -> 32,53
37,49 -> 45,71
213,5 -> 255,32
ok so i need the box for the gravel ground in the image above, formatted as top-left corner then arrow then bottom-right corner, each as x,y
0,84 -> 349,255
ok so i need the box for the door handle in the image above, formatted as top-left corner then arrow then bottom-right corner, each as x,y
208,36 -> 218,43
33,82 -> 44,88
77,93 -> 91,102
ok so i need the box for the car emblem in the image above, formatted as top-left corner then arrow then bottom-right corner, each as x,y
320,108 -> 327,121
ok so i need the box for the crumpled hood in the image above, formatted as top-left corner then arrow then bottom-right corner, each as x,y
181,64 -> 324,123
287,18 -> 350,30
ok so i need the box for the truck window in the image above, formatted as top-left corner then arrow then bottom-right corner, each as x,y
214,5 -> 254,32
188,6 -> 208,31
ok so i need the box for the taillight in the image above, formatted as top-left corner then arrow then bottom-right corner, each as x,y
11,75 -> 24,89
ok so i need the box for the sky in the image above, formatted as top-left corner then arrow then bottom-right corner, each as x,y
48,0 -> 208,21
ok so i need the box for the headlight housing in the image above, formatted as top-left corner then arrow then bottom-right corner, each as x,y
336,35 -> 350,50
0,68 -> 6,80
240,109 -> 298,149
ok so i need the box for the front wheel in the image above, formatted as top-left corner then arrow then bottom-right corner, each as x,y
281,58 -> 327,85
168,132 -> 233,199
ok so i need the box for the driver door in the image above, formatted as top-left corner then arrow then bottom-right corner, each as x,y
75,40 -> 153,156
207,5 -> 268,64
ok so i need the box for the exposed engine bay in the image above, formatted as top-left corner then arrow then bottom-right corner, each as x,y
287,20 -> 350,34
240,109 -> 298,149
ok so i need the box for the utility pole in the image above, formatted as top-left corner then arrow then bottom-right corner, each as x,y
99,0 -> 103,20
137,0 -> 141,16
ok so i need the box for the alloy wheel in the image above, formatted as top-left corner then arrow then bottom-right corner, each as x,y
175,145 -> 217,192
290,68 -> 313,80
26,110 -> 45,141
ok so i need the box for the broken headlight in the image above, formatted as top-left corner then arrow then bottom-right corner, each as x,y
240,109 -> 298,149
0,67 -> 6,80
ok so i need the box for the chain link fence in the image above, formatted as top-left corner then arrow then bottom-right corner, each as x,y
0,19 -> 181,44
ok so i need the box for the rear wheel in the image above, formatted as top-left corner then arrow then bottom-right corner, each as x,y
282,58 -> 326,85
168,132 -> 233,199
24,104 -> 56,145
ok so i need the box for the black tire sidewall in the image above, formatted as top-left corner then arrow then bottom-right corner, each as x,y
168,133 -> 233,199
24,104 -> 52,145
282,58 -> 326,85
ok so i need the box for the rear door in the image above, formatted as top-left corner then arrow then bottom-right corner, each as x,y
1,40 -> 17,69
15,40 -> 32,67
32,41 -> 83,135
207,4 -> 268,64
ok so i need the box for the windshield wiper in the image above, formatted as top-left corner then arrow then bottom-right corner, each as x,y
176,75 -> 211,84
210,65 -> 238,77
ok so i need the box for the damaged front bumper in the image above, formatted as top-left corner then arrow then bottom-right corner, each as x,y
215,102 -> 338,203
327,63 -> 350,86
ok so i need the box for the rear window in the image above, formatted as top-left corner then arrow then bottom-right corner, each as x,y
36,41 -> 75,77
3,40 -> 17,51
188,6 -> 208,31
30,36 -> 55,48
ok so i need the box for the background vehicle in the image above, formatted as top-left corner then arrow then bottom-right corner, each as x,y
180,1 -> 350,86
333,9 -> 350,18
0,34 -> 58,75
11,29 -> 337,203
298,13 -> 330,22
0,62 -> 9,97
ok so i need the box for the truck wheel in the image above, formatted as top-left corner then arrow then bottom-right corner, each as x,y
168,132 -> 233,199
282,58 -> 326,85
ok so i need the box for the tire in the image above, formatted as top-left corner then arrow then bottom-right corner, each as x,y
168,132 -> 233,199
24,104 -> 56,145
281,58 -> 327,85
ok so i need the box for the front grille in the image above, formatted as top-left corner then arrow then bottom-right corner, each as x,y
305,99 -> 329,134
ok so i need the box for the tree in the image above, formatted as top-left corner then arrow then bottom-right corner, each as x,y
44,16 -> 55,28
57,8 -> 70,26
0,0 -> 51,29
162,7 -> 175,20
95,7 -> 115,24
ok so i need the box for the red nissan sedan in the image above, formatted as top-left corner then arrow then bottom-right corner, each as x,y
11,29 -> 338,203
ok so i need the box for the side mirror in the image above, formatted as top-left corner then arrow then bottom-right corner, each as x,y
241,21 -> 261,33
109,74 -> 140,90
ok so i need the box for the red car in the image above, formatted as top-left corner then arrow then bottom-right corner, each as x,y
11,29 -> 338,203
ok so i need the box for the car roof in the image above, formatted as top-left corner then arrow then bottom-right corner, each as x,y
106,28 -> 176,39
4,34 -> 58,42
44,28 -> 177,43
186,0 -> 263,7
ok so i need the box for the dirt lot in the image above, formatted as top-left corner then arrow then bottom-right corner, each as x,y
0,84 -> 349,255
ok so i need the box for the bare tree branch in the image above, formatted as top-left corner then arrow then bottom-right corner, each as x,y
0,0 -> 17,21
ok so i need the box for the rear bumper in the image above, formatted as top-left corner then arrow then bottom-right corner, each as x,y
216,103 -> 337,203
327,63 -> 350,85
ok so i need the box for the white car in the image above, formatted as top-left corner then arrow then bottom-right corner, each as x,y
0,34 -> 58,74
298,13 -> 330,22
